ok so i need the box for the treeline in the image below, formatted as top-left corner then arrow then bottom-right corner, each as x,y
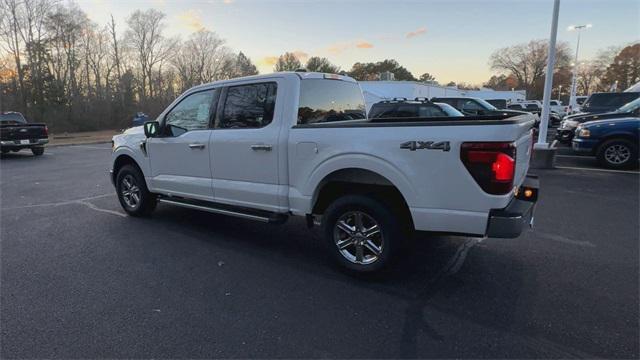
484,40 -> 639,100
1,0 -> 637,132
0,0 -> 258,132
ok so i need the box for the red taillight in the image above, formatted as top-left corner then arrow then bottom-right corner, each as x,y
44,126 -> 48,136
492,153 -> 515,181
460,142 -> 516,195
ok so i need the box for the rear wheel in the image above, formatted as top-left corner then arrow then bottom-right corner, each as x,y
596,139 -> 638,169
116,164 -> 156,216
31,147 -> 44,156
323,195 -> 402,273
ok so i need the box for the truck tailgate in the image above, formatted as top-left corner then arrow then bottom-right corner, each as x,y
0,123 -> 48,141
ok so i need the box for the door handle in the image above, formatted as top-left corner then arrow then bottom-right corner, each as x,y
250,144 -> 273,151
189,143 -> 206,149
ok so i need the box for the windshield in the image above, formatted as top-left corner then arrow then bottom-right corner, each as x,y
434,103 -> 464,116
584,93 -> 640,108
0,113 -> 26,124
474,98 -> 498,110
616,98 -> 640,113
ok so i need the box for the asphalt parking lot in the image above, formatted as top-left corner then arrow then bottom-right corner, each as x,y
1,143 -> 638,358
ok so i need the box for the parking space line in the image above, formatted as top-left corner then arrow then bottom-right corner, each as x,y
555,166 -> 639,175
555,154 -> 591,159
1,193 -> 114,210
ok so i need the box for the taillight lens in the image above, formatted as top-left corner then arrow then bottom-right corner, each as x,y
460,142 -> 516,195
44,126 -> 49,136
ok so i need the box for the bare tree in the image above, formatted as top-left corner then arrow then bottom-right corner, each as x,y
124,9 -> 173,102
489,39 -> 571,98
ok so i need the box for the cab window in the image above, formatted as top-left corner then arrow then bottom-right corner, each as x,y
164,89 -> 216,136
297,79 -> 366,124
218,82 -> 277,129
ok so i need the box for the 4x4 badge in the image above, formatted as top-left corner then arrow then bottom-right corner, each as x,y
400,141 -> 450,152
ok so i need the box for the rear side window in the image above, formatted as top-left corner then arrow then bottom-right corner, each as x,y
218,82 -> 277,129
417,105 -> 446,117
298,79 -> 366,124
368,104 -> 397,118
525,104 -> 539,110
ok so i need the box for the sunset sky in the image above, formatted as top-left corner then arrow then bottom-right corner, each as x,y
80,0 -> 640,84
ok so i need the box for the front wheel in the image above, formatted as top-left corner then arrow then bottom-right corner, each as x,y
116,164 -> 156,216
596,139 -> 638,169
323,195 -> 403,273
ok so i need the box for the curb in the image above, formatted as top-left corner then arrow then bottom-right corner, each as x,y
47,140 -> 112,148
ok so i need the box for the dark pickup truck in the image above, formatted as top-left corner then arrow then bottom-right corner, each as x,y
0,112 -> 49,156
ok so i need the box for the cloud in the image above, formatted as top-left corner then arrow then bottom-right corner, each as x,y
356,41 -> 374,49
177,10 -> 206,31
327,40 -> 374,55
259,56 -> 279,67
292,50 -> 309,62
406,26 -> 427,38
223,0 -> 235,3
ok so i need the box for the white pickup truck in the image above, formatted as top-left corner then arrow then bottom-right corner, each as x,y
110,72 -> 539,272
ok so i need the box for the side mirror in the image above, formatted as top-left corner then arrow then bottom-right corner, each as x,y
144,121 -> 160,138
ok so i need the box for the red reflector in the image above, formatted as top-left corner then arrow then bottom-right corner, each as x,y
492,153 -> 515,181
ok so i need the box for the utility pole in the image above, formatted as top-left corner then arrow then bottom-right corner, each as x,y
568,24 -> 592,113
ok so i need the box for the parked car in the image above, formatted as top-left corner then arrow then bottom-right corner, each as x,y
507,102 -> 562,127
556,98 -> 640,144
368,98 -> 464,119
430,96 -> 536,122
0,112 -> 49,156
110,72 -> 539,272
578,92 -> 640,115
565,96 -> 588,115
572,117 -> 639,169
549,100 -> 566,117
132,112 -> 149,127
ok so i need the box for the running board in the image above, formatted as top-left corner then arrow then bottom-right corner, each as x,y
157,197 -> 288,224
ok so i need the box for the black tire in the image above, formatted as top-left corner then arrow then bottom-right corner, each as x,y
31,147 -> 44,156
1,149 -> 9,154
116,164 -> 157,216
323,195 -> 402,273
596,139 -> 638,169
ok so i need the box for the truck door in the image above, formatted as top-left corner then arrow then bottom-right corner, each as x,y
147,89 -> 217,200
210,80 -> 286,212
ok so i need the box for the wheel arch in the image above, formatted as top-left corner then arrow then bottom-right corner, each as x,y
596,134 -> 639,155
112,153 -> 144,184
310,167 -> 414,229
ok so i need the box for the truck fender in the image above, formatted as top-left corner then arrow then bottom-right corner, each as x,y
304,153 -> 417,208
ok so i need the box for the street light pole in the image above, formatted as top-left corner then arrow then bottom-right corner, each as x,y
568,24 -> 592,113
558,85 -> 562,101
535,0 -> 560,148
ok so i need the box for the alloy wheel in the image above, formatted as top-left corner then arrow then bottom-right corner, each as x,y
120,174 -> 141,209
604,144 -> 631,165
333,211 -> 384,265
